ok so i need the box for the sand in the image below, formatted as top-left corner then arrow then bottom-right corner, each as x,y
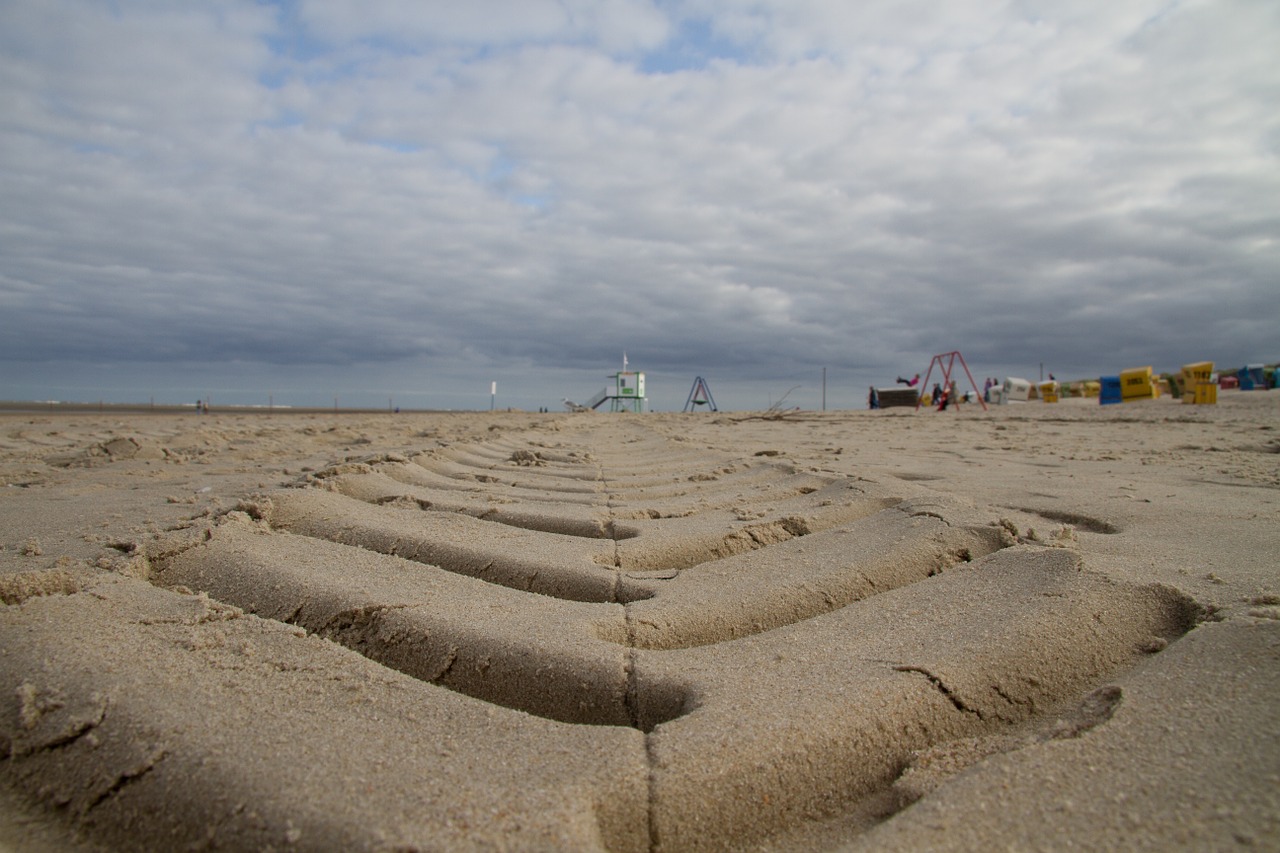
0,393 -> 1276,851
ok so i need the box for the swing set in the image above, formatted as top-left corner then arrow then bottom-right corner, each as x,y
915,351 -> 988,412
683,376 -> 717,412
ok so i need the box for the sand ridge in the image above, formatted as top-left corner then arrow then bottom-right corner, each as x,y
0,395 -> 1277,850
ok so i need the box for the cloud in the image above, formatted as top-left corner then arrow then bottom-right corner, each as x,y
294,0 -> 671,54
0,0 -> 1276,409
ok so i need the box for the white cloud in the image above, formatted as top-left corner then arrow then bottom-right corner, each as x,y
295,0 -> 670,53
0,0 -> 1276,409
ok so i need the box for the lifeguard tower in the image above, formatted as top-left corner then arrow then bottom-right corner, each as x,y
564,355 -> 649,413
607,355 -> 647,413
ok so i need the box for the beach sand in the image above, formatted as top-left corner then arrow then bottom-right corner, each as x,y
0,392 -> 1276,851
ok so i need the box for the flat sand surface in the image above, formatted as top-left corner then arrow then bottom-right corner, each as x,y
1,393 -> 1276,851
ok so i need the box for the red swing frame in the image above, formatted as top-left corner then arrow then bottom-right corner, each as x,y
915,351 -> 988,412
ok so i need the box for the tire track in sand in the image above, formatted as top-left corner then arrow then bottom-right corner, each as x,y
1,418 -> 1200,851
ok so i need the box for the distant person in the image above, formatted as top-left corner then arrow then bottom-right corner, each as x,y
937,381 -> 957,411
896,373 -> 920,387
868,387 -> 880,410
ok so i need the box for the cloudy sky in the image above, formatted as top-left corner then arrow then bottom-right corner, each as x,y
2,1 -> 1276,411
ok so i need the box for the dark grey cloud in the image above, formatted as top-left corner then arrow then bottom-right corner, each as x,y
1,0 -> 1276,410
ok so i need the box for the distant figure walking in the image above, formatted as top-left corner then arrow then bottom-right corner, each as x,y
868,387 -> 880,410
896,373 -> 920,387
